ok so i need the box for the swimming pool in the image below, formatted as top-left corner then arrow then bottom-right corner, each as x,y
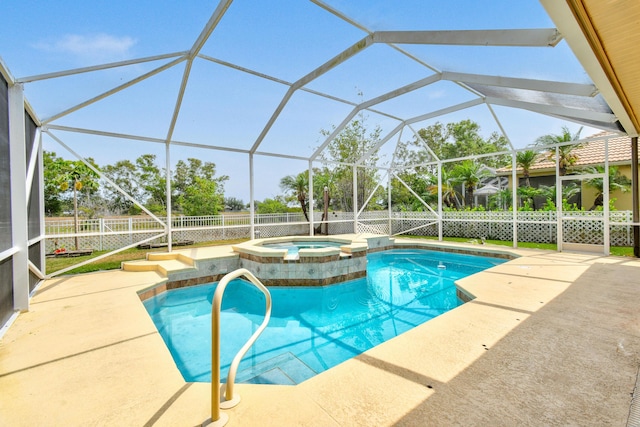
143,249 -> 504,385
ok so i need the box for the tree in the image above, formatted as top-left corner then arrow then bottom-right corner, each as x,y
583,165 -> 631,210
43,151 -> 65,215
426,168 -> 461,209
280,172 -> 309,221
256,197 -> 289,214
224,197 -> 245,211
391,172 -> 435,211
311,167 -> 334,212
391,120 -> 509,211
173,158 -> 228,214
310,167 -> 337,234
537,183 -> 581,210
517,186 -> 543,210
178,177 -> 224,216
135,154 -> 167,214
516,150 -> 538,187
102,160 -> 143,215
489,188 -> 512,211
450,160 -> 492,207
319,112 -> 383,212
535,126 -> 583,176
412,120 -> 510,167
47,155 -> 100,249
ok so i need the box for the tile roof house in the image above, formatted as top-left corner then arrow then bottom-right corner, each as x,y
498,132 -> 637,210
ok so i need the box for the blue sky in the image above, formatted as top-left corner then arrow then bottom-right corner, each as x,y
1,0 -> 603,203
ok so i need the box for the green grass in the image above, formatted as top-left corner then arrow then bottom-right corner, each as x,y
46,238 -> 249,276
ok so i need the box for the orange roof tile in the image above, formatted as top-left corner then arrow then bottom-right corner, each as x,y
499,132 -> 633,173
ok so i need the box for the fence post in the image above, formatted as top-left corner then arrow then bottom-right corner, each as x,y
627,210 -> 631,246
99,218 -> 104,251
128,217 -> 133,246
222,214 -> 226,240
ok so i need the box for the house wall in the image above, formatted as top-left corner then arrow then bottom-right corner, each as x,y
503,164 -> 639,211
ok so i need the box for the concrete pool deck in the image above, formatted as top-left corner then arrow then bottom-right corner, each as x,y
1,238 -> 640,426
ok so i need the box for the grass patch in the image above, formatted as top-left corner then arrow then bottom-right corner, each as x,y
46,238 -> 249,276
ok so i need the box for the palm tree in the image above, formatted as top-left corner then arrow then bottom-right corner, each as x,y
583,165 -> 631,210
280,172 -> 309,221
535,126 -> 583,176
428,168 -> 462,209
489,188 -> 512,210
450,160 -> 492,207
516,150 -> 538,187
312,168 -> 334,234
517,186 -> 542,210
537,183 -> 581,210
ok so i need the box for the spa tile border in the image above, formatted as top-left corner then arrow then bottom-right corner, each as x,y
393,244 -> 516,260
260,271 -> 366,287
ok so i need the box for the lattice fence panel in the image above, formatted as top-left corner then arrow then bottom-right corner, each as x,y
610,211 -> 633,246
255,223 -> 310,238
560,211 -> 604,245
326,221 -> 354,235
392,219 -> 437,236
562,221 -> 604,244
517,222 -> 556,243
45,232 -> 163,253
45,210 -> 638,252
357,221 -> 389,235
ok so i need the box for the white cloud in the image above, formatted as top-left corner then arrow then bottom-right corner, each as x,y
34,33 -> 137,64
427,89 -> 446,100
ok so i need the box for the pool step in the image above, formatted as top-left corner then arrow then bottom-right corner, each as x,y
121,257 -> 195,276
122,250 -> 197,275
234,352 -> 317,385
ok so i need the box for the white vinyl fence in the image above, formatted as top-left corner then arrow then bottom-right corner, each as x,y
45,210 -> 638,253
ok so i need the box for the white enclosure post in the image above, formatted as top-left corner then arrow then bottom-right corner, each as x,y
388,169 -> 392,234
8,83 -> 28,311
603,138 -> 610,255
308,160 -> 314,236
352,165 -> 358,233
165,142 -> 172,251
437,162 -> 443,241
38,132 -> 46,271
555,147 -> 563,251
511,152 -> 518,248
249,154 -> 255,239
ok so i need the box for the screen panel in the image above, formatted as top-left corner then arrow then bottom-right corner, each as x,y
0,74 -> 11,251
26,113 -> 40,240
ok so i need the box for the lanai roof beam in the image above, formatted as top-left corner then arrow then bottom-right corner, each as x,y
373,29 -> 563,47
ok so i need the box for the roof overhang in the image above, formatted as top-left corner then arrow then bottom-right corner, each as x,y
541,0 -> 640,136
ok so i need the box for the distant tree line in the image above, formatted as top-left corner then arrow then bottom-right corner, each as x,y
45,118 -> 620,220
44,153 -> 234,217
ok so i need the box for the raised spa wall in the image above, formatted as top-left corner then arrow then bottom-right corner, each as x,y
230,235 -> 394,286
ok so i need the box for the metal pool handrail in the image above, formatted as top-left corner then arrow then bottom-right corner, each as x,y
205,268 -> 272,427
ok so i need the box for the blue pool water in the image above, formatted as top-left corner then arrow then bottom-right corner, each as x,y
261,240 -> 343,256
143,249 -> 505,385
